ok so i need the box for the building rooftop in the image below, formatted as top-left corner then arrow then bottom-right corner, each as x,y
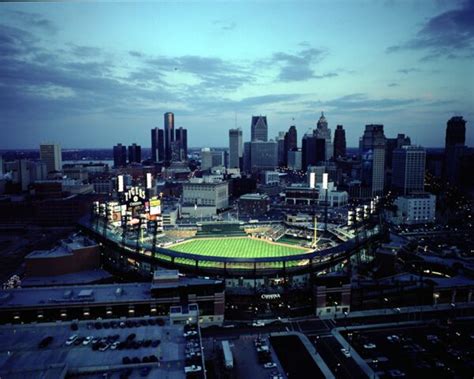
0,276 -> 222,309
26,234 -> 97,259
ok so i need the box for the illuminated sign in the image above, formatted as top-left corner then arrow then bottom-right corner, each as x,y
149,197 -> 161,216
123,186 -> 146,207
261,294 -> 281,300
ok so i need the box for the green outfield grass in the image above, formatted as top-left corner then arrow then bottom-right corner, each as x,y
167,237 -> 308,258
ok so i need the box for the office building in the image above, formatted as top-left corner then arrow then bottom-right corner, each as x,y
0,155 -> 3,177
386,133 -> 411,169
243,142 -> 252,173
445,116 -> 466,184
276,132 -> 286,167
182,180 -> 229,216
360,125 -> 386,196
284,125 -> 298,166
39,143 -> 62,173
249,140 -> 277,172
392,145 -> 426,195
302,133 -> 325,171
229,128 -> 243,169
261,170 -> 280,186
151,127 -> 165,162
251,115 -> 268,142
174,127 -> 188,161
333,125 -> 346,158
164,112 -> 174,161
212,150 -> 225,167
393,193 -> 436,225
127,143 -> 141,164
314,112 -> 333,161
287,149 -> 302,170
201,148 -> 213,170
113,143 -> 127,168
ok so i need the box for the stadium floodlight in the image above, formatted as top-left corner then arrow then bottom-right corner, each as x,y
146,173 -> 153,189
322,173 -> 328,190
309,172 -> 316,189
117,175 -> 124,192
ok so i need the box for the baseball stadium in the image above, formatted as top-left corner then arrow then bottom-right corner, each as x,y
80,211 -> 382,279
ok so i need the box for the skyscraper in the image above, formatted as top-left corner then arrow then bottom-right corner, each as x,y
314,112 -> 333,161
175,127 -> 188,161
229,128 -> 243,169
360,125 -> 386,196
392,145 -> 426,195
302,133 -> 325,171
164,112 -> 175,161
151,128 -> 165,162
276,132 -> 286,167
251,116 -> 268,142
333,125 -> 346,158
283,125 -> 298,166
249,140 -> 277,172
201,148 -> 213,170
113,143 -> 127,168
39,143 -> 62,173
128,143 -> 141,164
386,133 -> 411,170
445,116 -> 466,184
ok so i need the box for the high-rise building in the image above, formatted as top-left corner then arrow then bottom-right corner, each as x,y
229,128 -> 243,169
276,132 -> 286,167
128,143 -> 141,164
0,155 -> 3,177
251,116 -> 268,142
445,116 -> 466,184
175,127 -> 188,161
249,140 -> 277,172
283,125 -> 297,167
314,112 -> 333,161
302,133 -> 325,171
113,143 -> 127,168
333,125 -> 346,159
151,128 -> 165,162
392,145 -> 426,195
211,151 -> 225,167
360,125 -> 386,196
201,148 -> 213,170
164,112 -> 175,161
243,142 -> 252,173
40,143 -> 62,173
386,134 -> 411,169
287,150 -> 302,170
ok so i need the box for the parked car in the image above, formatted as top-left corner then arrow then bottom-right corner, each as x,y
264,362 -> 277,369
66,335 -> 78,346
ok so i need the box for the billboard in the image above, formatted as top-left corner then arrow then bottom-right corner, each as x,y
149,197 -> 161,216
309,172 -> 316,189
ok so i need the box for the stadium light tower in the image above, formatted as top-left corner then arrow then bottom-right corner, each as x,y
309,172 -> 318,248
323,173 -> 329,232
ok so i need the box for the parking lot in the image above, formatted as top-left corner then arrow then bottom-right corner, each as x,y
341,320 -> 474,378
0,317 -> 190,379
203,333 -> 286,379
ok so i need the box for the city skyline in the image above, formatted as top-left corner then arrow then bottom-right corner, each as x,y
1,1 -> 473,149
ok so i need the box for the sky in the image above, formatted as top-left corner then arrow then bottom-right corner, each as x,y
0,0 -> 473,149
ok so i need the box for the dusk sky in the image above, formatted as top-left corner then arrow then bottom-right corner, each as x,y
1,0 -> 473,149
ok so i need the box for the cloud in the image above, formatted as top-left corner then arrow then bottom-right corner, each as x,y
387,0 -> 474,59
315,93 -> 420,111
270,47 -> 328,81
397,68 -> 421,74
212,20 -> 236,31
388,83 -> 399,87
5,10 -> 57,34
